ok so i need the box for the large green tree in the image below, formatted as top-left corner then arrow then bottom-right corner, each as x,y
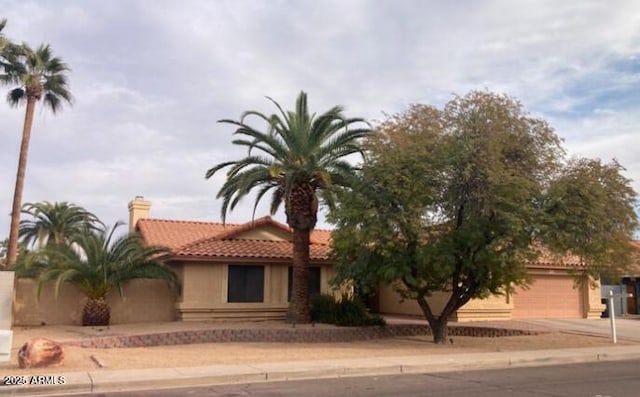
19,201 -> 103,249
207,91 -> 370,322
542,158 -> 639,277
14,222 -> 177,326
330,91 -> 638,343
1,42 -> 72,268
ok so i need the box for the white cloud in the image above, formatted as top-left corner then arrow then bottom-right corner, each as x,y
1,0 -> 639,236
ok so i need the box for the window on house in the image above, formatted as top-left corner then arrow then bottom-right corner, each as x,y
228,265 -> 264,303
288,266 -> 321,301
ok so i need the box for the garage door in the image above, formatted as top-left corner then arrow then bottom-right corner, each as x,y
512,275 -> 584,318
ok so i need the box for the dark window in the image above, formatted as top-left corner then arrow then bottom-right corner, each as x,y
228,265 -> 264,303
288,266 -> 321,301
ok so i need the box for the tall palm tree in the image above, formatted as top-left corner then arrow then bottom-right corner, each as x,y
14,222 -> 177,326
206,91 -> 370,322
19,201 -> 103,249
1,43 -> 72,268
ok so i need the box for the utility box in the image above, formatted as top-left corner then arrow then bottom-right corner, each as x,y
0,330 -> 12,362
0,271 -> 14,361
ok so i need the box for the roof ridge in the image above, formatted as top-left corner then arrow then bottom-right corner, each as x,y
138,218 -> 242,227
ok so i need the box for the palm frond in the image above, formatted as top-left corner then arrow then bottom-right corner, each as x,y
18,223 -> 175,301
210,91 -> 371,228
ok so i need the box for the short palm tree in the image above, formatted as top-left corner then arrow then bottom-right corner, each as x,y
14,222 -> 176,326
206,91 -> 370,322
19,201 -> 103,249
2,43 -> 72,268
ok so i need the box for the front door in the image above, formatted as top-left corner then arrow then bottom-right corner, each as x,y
627,283 -> 637,314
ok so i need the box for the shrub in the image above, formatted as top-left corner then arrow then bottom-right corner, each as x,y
311,292 -> 386,327
310,293 -> 337,323
365,314 -> 387,326
334,293 -> 369,326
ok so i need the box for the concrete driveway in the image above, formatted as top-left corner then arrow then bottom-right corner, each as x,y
522,318 -> 640,342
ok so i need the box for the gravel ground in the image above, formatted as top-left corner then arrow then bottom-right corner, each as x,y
0,331 -> 627,375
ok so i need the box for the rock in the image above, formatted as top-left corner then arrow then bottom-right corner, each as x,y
18,338 -> 65,369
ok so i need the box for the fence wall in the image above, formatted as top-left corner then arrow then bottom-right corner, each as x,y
13,278 -> 177,326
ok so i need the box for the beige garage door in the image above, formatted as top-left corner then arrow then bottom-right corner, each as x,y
512,275 -> 584,318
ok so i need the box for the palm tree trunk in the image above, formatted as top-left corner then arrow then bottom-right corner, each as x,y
6,97 -> 37,268
82,297 -> 111,326
287,227 -> 311,323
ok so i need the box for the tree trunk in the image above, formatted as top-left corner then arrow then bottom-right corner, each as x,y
287,227 -> 311,323
6,97 -> 37,268
82,297 -> 111,326
416,294 -> 452,344
430,317 -> 449,344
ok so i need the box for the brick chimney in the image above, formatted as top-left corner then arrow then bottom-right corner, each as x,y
128,196 -> 151,232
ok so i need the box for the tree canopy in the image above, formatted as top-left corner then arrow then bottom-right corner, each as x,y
13,221 -> 176,326
19,201 -> 103,249
329,91 -> 639,343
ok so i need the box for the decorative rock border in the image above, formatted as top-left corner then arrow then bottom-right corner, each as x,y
65,324 -> 549,349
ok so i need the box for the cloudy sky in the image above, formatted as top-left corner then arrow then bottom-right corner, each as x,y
1,0 -> 639,235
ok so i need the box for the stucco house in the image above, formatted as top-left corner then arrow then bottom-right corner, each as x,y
130,197 -> 335,322
130,197 -> 605,323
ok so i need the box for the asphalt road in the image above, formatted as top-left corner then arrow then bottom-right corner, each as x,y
62,359 -> 640,397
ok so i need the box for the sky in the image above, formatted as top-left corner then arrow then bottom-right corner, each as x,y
0,0 -> 639,236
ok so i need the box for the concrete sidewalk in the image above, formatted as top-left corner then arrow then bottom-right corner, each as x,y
521,318 -> 640,341
3,344 -> 640,396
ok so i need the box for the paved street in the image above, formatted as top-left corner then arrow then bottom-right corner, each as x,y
60,359 -> 640,397
524,318 -> 640,342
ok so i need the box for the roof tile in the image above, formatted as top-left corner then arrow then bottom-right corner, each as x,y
177,239 -> 331,260
136,217 -> 331,261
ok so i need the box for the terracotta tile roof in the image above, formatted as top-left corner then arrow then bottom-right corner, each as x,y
138,215 -> 625,268
528,247 -> 583,268
177,239 -> 331,261
529,241 -> 640,271
136,219 -> 238,250
136,216 -> 331,261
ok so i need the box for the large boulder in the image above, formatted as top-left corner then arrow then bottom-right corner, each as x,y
18,338 -> 65,369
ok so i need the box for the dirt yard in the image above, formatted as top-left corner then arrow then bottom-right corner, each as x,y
0,331 -> 627,375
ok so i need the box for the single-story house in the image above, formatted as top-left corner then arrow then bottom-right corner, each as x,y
130,197 -> 335,321
130,197 -> 605,322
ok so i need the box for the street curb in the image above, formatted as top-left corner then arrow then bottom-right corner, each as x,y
4,345 -> 640,396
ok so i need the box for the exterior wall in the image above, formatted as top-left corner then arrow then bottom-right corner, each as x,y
176,261 -> 335,322
456,294 -> 512,322
511,271 -> 585,319
13,278 -> 177,326
378,270 -> 600,321
585,277 -> 606,319
235,226 -> 292,241
377,283 -> 452,318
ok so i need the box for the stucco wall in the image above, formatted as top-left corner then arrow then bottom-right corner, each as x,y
13,278 -> 177,326
456,294 -> 512,322
378,270 -> 601,321
175,261 -> 335,321
378,282 -> 452,318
